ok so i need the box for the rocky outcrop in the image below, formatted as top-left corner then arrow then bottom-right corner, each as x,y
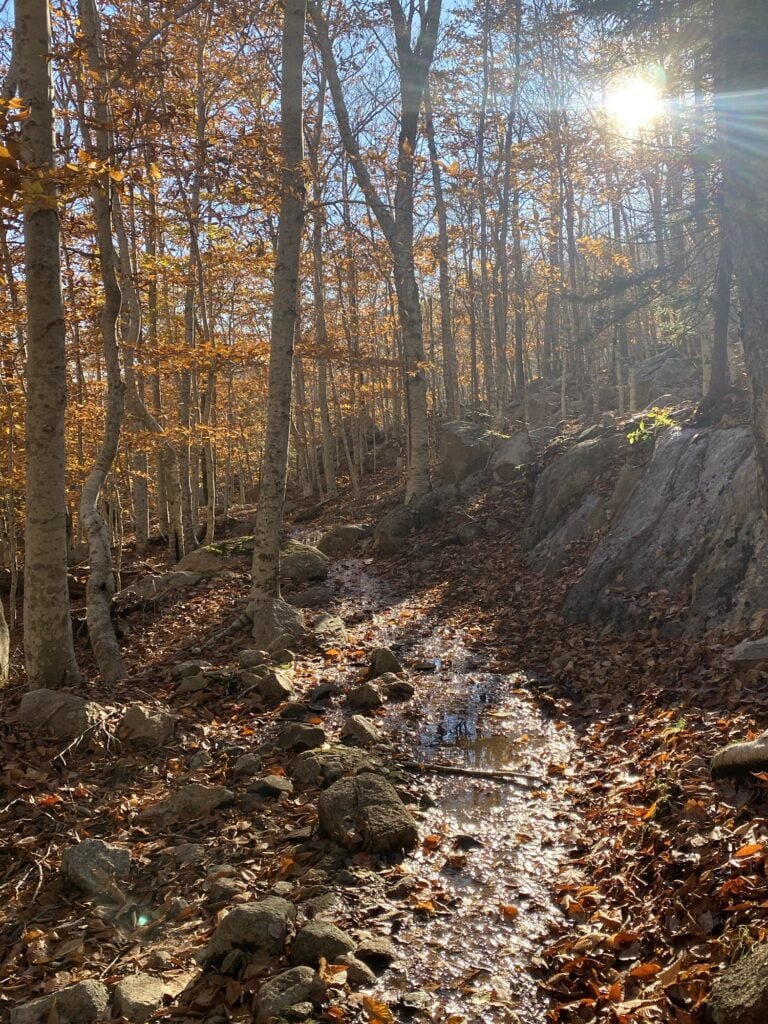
562,427 -> 768,633
632,347 -> 699,408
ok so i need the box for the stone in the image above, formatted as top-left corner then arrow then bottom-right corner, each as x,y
341,716 -> 381,747
249,775 -> 295,798
119,705 -> 177,747
730,637 -> 768,667
367,647 -> 403,679
258,667 -> 295,702
203,898 -> 296,965
337,953 -> 376,987
17,689 -> 104,739
711,731 -> 768,778
11,979 -> 109,1024
309,682 -> 341,702
172,842 -> 206,865
632,347 -> 698,408
138,783 -> 234,822
457,521 -> 483,545
176,547 -> 229,575
279,702 -> 310,721
291,746 -> 379,788
61,838 -> 131,896
291,921 -> 356,966
239,649 -> 270,669
317,524 -> 370,557
113,974 -> 169,1023
438,421 -> 503,484
272,649 -> 296,664
348,682 -> 384,710
313,613 -> 347,647
281,542 -> 330,585
355,935 -> 399,968
707,944 -> 768,1024
233,753 -> 264,777
278,723 -> 327,753
254,967 -> 325,1024
287,583 -> 334,609
175,673 -> 209,694
171,660 -> 213,679
378,673 -> 415,701
115,571 -> 203,609
318,773 -> 418,853
491,432 -> 536,482
373,506 -> 419,555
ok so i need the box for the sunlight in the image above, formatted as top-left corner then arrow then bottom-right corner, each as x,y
604,73 -> 665,135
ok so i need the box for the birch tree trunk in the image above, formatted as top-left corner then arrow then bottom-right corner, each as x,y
250,0 -> 307,647
18,0 -> 81,688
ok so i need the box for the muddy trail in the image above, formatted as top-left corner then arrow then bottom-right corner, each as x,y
314,551 -> 583,1023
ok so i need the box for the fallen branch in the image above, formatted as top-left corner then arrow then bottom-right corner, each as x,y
396,757 -> 548,787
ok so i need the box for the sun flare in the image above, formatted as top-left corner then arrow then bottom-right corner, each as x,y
604,74 -> 664,134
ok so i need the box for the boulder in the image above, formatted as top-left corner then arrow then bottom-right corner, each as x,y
138,783 -> 233,822
256,667 -> 295,702
291,746 -> 379,788
113,974 -> 169,1023
114,571 -> 202,609
355,935 -> 399,968
318,772 -> 418,853
341,716 -> 381,747
438,421 -> 503,484
281,542 -> 330,585
313,613 -> 348,648
118,705 -> 177,747
707,944 -> 768,1024
254,967 -> 324,1024
632,347 -> 699,408
176,547 -> 229,575
61,838 -> 131,896
317,525 -> 369,557
171,660 -> 212,679
287,583 -> 334,609
203,897 -> 296,964
378,673 -> 415,701
249,775 -> 295,798
17,689 -> 104,739
562,427 -> 768,633
491,432 -> 536,482
348,682 -> 384,710
291,922 -> 356,966
367,647 -> 403,679
278,723 -> 327,753
730,636 -> 768,667
239,649 -> 270,669
373,505 -> 419,555
11,979 -> 109,1024
711,731 -> 768,778
337,953 -> 376,987
233,753 -> 263,778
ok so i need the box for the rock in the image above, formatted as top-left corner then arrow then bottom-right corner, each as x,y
337,953 -> 376,987
348,682 -> 384,710
355,935 -> 399,968
239,649 -> 270,669
233,753 -> 264,777
61,838 -> 131,895
711,731 -> 768,778
254,967 -> 325,1024
730,636 -> 768,667
491,432 -> 536,482
278,723 -> 327,753
115,570 -> 203,609
119,705 -> 177,747
367,647 -> 403,679
291,921 -> 356,966
341,715 -> 381,747
373,505 -> 419,555
258,667 -> 295,702
313,613 -> 348,647
401,990 -> 432,1013
257,597 -> 308,645
317,525 -> 370,557
172,842 -> 206,865
287,583 -> 334,609
291,746 -> 379,788
318,772 -> 418,853
438,421 -> 503,484
280,702 -> 310,721
378,673 -> 415,701
562,427 -> 768,633
175,673 -> 209,694
309,682 -> 341,702
272,648 -> 296,664
176,547 -> 229,574
457,521 -> 483,544
632,347 -> 698,408
11,979 -> 109,1024
171,660 -> 212,679
138,783 -> 234,822
113,974 -> 169,1023
281,542 -> 330,585
249,775 -> 295,798
707,944 -> 768,1024
17,689 -> 104,739
203,897 -> 296,965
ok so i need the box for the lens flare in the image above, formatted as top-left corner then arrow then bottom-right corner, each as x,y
605,73 -> 665,134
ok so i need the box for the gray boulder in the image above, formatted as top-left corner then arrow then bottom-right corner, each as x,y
337,953 -> 376,987
18,689 -> 104,739
254,967 -> 324,1024
356,935 -> 399,967
11,979 -> 109,1024
491,432 -> 535,482
113,974 -> 169,1023
348,682 -> 384,710
61,838 -> 131,896
281,542 -> 330,585
203,897 -> 296,964
119,705 -> 177,747
341,716 -> 381,747
438,421 -> 501,483
317,525 -> 369,556
367,647 -> 403,679
233,753 -> 263,778
707,945 -> 768,1024
730,636 -> 768,667
257,667 -> 295,702
711,731 -> 768,778
373,505 -> 418,555
278,723 -> 327,753
318,772 -> 418,853
633,347 -> 698,408
115,570 -> 202,608
291,921 -> 356,966
138,783 -> 233,822
249,774 -> 295,798
239,648 -> 270,669
291,746 -> 379,788
288,583 -> 334,609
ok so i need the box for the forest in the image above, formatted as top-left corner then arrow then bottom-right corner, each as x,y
1,0 -> 768,1022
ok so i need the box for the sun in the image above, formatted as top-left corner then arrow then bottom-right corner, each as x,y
604,73 -> 664,135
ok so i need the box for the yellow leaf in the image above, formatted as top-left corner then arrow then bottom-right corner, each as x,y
149,162 -> 162,182
363,997 -> 395,1023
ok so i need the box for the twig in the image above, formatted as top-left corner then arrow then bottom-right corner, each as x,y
396,757 -> 548,787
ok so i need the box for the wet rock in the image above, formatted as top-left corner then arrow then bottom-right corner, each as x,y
281,542 -> 330,585
17,689 -> 104,739
11,979 -> 109,1024
401,990 -> 432,1014
707,943 -> 768,1023
367,647 -> 403,679
119,705 -> 177,747
249,775 -> 295,798
317,524 -> 370,557
341,715 -> 381,747
138,783 -> 234,822
348,682 -> 384,710
287,583 -> 334,609
254,967 -> 325,1024
291,921 -> 356,966
239,649 -> 270,669
337,953 -> 376,987
61,838 -> 131,895
291,746 -> 379,788
233,753 -> 263,778
203,897 -> 296,965
730,636 -> 768,667
711,731 -> 768,778
313,612 -> 348,647
378,673 -> 415,702
113,974 -> 168,1023
272,648 -> 296,664
301,891 -> 340,918
318,773 -> 418,853
278,723 -> 327,753
356,935 -> 399,968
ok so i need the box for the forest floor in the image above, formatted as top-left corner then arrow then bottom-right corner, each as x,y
3,451 -> 768,1024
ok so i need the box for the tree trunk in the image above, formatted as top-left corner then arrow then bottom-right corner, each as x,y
18,0 -> 81,689
708,232 -> 732,401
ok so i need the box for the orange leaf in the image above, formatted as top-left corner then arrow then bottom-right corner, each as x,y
629,962 -> 662,979
499,903 -> 520,921
735,842 -> 764,859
